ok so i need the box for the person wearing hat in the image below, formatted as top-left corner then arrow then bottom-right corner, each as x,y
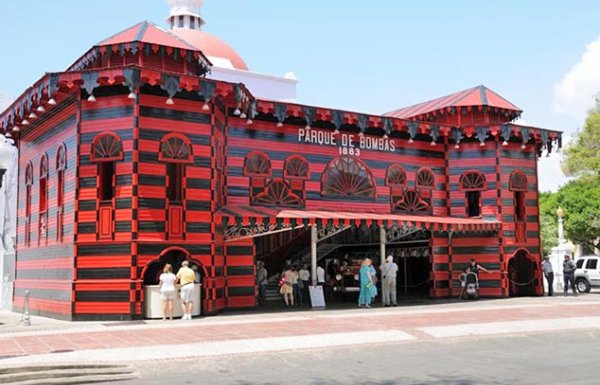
541,256 -> 554,296
380,255 -> 399,306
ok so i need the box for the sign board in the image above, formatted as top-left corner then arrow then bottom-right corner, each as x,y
298,128 -> 396,157
309,285 -> 326,308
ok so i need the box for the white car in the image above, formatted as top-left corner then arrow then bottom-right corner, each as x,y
575,256 -> 600,293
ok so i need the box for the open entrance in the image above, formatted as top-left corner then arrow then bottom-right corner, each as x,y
254,224 -> 432,308
508,250 -> 537,297
142,248 -> 203,318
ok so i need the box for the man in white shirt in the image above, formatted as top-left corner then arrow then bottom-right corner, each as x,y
541,256 -> 554,296
316,264 -> 325,285
380,255 -> 399,306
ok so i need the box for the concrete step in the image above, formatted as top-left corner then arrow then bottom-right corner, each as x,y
0,365 -> 137,385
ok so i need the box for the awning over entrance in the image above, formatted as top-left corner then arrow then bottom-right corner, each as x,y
217,206 -> 501,241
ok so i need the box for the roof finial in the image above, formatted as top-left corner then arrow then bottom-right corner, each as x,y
167,0 -> 205,30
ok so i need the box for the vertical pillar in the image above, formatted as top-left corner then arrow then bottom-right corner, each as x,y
380,226 -> 386,305
311,225 -> 318,286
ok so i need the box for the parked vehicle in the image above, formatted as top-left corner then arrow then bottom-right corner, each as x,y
575,256 -> 600,293
332,260 -> 362,293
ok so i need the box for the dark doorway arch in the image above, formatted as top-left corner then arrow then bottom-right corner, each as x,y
507,250 -> 538,297
141,247 -> 205,285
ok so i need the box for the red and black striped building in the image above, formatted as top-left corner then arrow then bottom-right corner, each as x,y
0,21 -> 561,320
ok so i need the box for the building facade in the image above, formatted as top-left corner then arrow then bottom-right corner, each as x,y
0,3 -> 561,321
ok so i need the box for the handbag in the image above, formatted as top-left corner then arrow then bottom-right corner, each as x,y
278,275 -> 286,287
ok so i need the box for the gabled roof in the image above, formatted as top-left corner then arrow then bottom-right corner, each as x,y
385,85 -> 522,120
98,20 -> 197,51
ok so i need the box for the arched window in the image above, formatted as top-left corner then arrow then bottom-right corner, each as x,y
39,154 -> 49,244
509,171 -> 528,192
459,171 -> 486,217
91,132 -> 123,162
159,134 -> 192,203
321,156 -> 376,198
244,151 -> 272,177
91,133 -> 123,202
56,144 -> 67,241
284,155 -> 309,180
159,133 -> 193,163
25,162 -> 33,246
416,168 -> 435,189
510,171 -> 528,242
253,179 -> 303,207
386,164 -> 407,186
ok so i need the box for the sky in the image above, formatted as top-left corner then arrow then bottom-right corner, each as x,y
1,0 -> 600,192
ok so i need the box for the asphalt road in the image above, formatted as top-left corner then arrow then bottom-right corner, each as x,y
121,329 -> 600,385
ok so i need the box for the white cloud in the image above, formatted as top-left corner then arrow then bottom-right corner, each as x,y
554,35 -> 600,120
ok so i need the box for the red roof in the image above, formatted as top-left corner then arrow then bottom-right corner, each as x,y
385,85 -> 522,119
98,20 -> 196,51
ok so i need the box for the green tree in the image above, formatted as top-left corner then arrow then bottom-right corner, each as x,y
555,178 -> 600,253
562,97 -> 600,179
539,191 -> 559,256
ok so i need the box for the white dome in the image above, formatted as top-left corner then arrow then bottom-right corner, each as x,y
167,0 -> 204,18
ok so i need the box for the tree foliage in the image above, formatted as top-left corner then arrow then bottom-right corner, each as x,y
562,98 -> 600,179
555,178 -> 600,252
539,191 -> 559,256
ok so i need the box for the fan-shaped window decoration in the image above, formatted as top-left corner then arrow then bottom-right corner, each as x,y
244,151 -> 271,177
386,164 -> 407,186
91,133 -> 123,162
39,154 -> 48,179
416,168 -> 435,189
253,179 -> 303,207
284,155 -> 309,180
321,156 -> 376,198
509,171 -> 528,192
159,133 -> 193,163
394,189 -> 430,213
25,162 -> 33,186
56,143 -> 67,171
459,171 -> 486,191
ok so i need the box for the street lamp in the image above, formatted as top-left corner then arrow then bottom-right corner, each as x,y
557,207 -> 565,245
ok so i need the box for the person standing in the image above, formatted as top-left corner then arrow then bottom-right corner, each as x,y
280,266 -> 296,307
159,264 -> 176,320
541,256 -> 554,296
358,259 -> 374,308
175,260 -> 196,320
316,263 -> 327,299
562,255 -> 577,296
256,261 -> 268,306
291,266 -> 301,307
381,255 -> 399,306
298,264 -> 310,307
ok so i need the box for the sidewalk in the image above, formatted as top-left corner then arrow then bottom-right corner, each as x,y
1,295 -> 600,366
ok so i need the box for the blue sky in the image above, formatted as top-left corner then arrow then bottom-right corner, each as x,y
1,0 -> 599,191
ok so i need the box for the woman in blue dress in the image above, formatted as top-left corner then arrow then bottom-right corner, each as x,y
358,258 -> 376,308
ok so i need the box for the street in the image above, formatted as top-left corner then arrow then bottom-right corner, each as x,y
124,329 -> 600,385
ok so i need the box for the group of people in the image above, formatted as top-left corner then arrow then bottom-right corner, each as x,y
158,260 -> 198,320
279,264 -> 312,307
541,254 -> 578,297
358,255 -> 399,308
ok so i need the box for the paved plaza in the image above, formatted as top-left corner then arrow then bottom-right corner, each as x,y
1,295 -> 599,368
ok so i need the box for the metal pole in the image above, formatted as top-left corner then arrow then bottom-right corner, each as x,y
23,290 -> 31,326
311,225 -> 318,286
380,226 -> 386,305
404,257 -> 408,296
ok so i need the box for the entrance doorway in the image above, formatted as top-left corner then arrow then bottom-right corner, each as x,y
508,250 -> 537,296
143,249 -> 200,285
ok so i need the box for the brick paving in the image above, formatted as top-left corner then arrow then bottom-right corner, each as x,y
1,296 -> 599,360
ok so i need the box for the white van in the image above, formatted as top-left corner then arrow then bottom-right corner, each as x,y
575,256 -> 600,293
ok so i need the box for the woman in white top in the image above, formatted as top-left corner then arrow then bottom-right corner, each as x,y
159,264 -> 177,320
